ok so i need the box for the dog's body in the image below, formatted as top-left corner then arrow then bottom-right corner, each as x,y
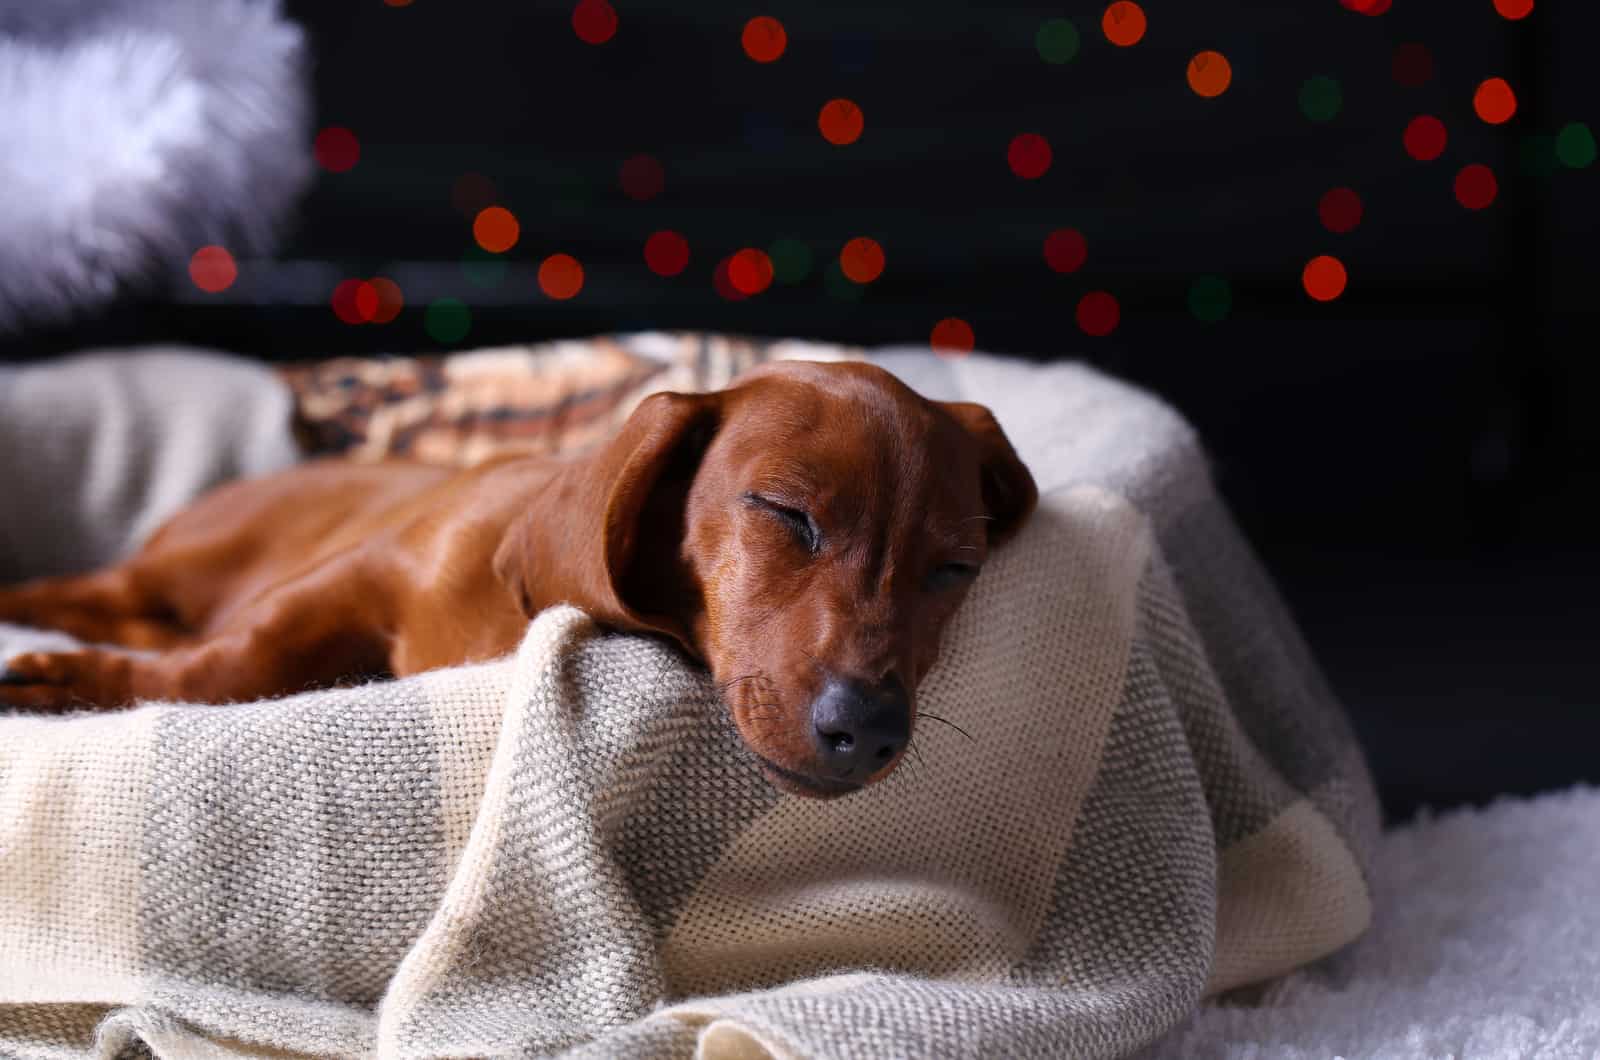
0,361 -> 1036,795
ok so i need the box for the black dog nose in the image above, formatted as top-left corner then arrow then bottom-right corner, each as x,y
811,675 -> 910,778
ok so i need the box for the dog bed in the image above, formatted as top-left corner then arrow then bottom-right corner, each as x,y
0,0 -> 310,329
0,341 -> 1376,1058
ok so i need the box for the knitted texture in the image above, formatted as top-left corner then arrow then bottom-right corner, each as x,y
0,350 -> 1378,1058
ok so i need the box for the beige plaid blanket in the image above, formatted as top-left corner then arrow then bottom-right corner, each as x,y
0,349 -> 1378,1059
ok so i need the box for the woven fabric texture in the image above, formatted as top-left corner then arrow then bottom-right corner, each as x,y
0,349 -> 1378,1059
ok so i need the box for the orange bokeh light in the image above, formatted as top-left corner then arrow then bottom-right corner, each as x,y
539,254 -> 585,300
1473,78 -> 1517,125
369,277 -> 404,323
742,16 -> 787,62
1102,2 -> 1147,47
729,248 -> 775,295
189,246 -> 237,293
839,238 -> 885,284
931,318 -> 975,355
818,99 -> 864,145
1303,255 -> 1348,302
1493,0 -> 1533,19
1187,51 -> 1232,97
473,206 -> 520,253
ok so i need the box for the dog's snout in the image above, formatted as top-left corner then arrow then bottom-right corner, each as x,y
811,674 -> 910,778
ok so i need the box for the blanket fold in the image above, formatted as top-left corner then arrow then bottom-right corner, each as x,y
0,348 -> 1377,1059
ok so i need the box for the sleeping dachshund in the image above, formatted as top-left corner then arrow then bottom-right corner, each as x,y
0,360 -> 1036,797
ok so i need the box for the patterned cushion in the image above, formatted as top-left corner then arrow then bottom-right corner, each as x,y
278,332 -> 864,466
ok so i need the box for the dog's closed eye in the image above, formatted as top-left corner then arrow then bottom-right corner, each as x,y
924,562 -> 980,592
744,492 -> 821,554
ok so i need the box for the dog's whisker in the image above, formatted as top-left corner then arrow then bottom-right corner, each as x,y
919,711 -> 974,742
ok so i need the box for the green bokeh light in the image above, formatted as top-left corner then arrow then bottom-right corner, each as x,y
461,246 -> 508,288
823,260 -> 864,303
1557,122 -> 1596,169
550,169 -> 592,219
1035,19 -> 1080,65
1520,134 -> 1559,177
769,238 -> 813,285
1188,275 -> 1232,323
425,298 -> 471,345
1299,76 -> 1342,123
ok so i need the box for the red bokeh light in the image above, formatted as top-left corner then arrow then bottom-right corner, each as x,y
1008,133 -> 1053,179
839,238 -> 885,284
571,0 -> 617,45
742,16 -> 787,62
188,246 -> 237,293
332,279 -> 378,324
1473,78 -> 1517,125
1454,164 -> 1499,210
1318,187 -> 1363,233
728,248 -> 775,295
644,231 -> 690,276
1303,255 -> 1348,301
1493,0 -> 1534,20
1341,0 -> 1391,13
818,99 -> 865,145
1076,291 -> 1121,336
713,256 -> 748,301
930,317 -> 975,355
314,127 -> 360,173
1043,228 -> 1088,273
1403,115 -> 1448,161
619,154 -> 665,201
1392,43 -> 1434,87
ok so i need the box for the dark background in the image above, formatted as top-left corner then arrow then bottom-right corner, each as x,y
5,1 -> 1597,822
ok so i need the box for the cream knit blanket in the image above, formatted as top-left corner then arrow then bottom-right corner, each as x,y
0,351 -> 1378,1059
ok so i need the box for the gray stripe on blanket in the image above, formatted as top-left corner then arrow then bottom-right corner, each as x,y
1155,495 -> 1380,866
388,633 -> 777,1056
139,686 -> 451,1051
1138,554 -> 1298,848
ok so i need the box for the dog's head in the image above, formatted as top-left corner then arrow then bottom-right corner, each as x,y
497,360 -> 1036,797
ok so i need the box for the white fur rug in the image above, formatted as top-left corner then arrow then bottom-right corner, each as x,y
1144,785 -> 1600,1058
0,0 -> 310,329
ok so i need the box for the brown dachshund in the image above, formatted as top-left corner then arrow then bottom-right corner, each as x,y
0,360 -> 1036,796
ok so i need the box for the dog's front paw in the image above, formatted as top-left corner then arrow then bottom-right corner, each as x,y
0,651 -> 132,712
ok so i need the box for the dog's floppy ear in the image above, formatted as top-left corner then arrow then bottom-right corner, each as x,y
939,401 -> 1038,547
494,390 -> 720,651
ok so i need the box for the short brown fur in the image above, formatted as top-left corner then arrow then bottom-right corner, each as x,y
0,362 -> 1036,795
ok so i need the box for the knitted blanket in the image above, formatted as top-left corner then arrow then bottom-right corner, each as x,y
0,350 -> 1379,1059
